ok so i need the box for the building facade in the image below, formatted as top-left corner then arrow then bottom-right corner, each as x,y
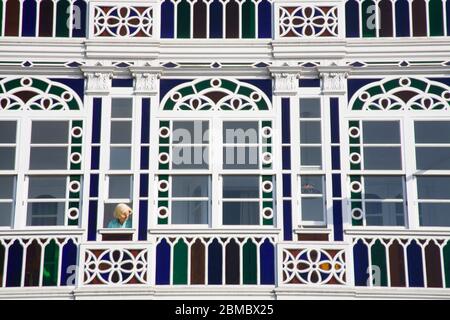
0,0 -> 449,299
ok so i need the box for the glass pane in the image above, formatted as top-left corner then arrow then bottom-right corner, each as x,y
28,176 -> 66,199
416,147 -> 450,170
111,98 -> 133,118
0,176 -> 15,199
0,121 -> 17,144
417,176 -> 450,199
0,147 -> 15,170
0,203 -> 13,226
299,98 -> 321,118
415,121 -> 450,143
300,121 -> 321,143
223,176 -> 259,198
419,203 -> 450,227
363,147 -> 402,170
104,202 -> 133,228
110,122 -> 132,144
26,202 -> 65,226
110,147 -> 131,170
365,202 -> 405,226
301,198 -> 325,223
172,175 -> 210,197
223,121 -> 259,144
30,147 -> 68,170
173,121 -> 209,144
223,146 -> 259,169
364,176 -> 403,199
300,146 -> 322,168
300,176 -> 323,194
31,121 -> 69,144
172,146 -> 209,169
172,201 -> 209,224
109,175 -> 132,199
223,202 -> 259,225
363,121 -> 400,144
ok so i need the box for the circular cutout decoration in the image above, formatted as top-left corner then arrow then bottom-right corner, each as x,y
158,180 -> 169,192
210,79 -> 222,88
350,181 -> 362,193
359,92 -> 370,102
70,152 -> 82,164
171,92 -> 182,102
71,126 -> 83,138
349,152 -> 361,164
263,208 -> 274,219
68,208 -> 79,220
348,127 -> 360,138
159,152 -> 170,164
62,92 -> 73,102
21,77 -> 32,87
442,90 -> 450,101
250,92 -> 261,102
159,127 -> 170,138
261,126 -> 273,138
69,180 -> 81,193
262,180 -> 273,193
399,77 -> 411,87
158,206 -> 169,218
262,152 -> 272,164
351,208 -> 363,220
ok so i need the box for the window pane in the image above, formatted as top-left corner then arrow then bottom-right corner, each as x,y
300,121 -> 321,143
364,176 -> 403,199
0,147 -> 15,170
0,176 -> 15,199
223,121 -> 258,144
111,98 -> 133,118
30,147 -> 68,170
417,176 -> 450,199
419,203 -> 450,227
110,147 -> 131,170
365,202 -> 404,226
363,147 -> 402,170
223,176 -> 259,198
172,201 -> 209,224
109,175 -> 132,199
363,121 -> 400,144
301,198 -> 324,223
0,203 -> 13,226
173,121 -> 209,144
0,121 -> 16,143
416,147 -> 450,170
223,146 -> 258,169
172,146 -> 209,169
28,176 -> 66,199
300,98 -> 321,118
172,175 -> 210,197
300,176 -> 323,194
415,121 -> 450,143
300,146 -> 322,168
223,202 -> 259,225
110,122 -> 132,144
31,121 -> 68,144
104,202 -> 133,228
27,202 -> 65,226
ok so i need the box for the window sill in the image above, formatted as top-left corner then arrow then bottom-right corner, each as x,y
98,228 -> 136,235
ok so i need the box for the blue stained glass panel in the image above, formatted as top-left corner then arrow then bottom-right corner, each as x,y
89,174 -> 99,198
91,146 -> 100,170
282,98 -> 291,144
140,174 -> 149,198
332,174 -> 341,198
6,240 -> 23,287
330,98 -> 340,143
138,200 -> 148,241
282,174 -> 291,197
258,0 -> 272,38
260,239 -> 275,284
92,98 -> 102,144
87,201 -> 98,241
208,239 -> 222,284
22,0 -> 37,36
112,79 -> 133,87
210,0 -> 223,38
282,146 -> 291,170
345,0 -> 360,37
333,200 -> 343,241
161,0 -> 175,38
156,239 -> 171,284
60,239 -> 78,286
331,146 -> 341,170
72,0 -> 87,37
299,79 -> 320,87
353,240 -> 369,286
283,200 -> 293,241
407,240 -> 425,287
395,0 -> 410,37
141,146 -> 149,170
141,98 -> 150,143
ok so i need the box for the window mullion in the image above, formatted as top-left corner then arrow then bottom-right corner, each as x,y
404,117 -> 420,229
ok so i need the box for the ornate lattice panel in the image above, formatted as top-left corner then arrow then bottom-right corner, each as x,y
279,244 -> 348,285
277,3 -> 340,38
80,244 -> 151,285
91,3 -> 154,38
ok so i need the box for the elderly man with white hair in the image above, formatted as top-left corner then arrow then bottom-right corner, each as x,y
107,203 -> 133,228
